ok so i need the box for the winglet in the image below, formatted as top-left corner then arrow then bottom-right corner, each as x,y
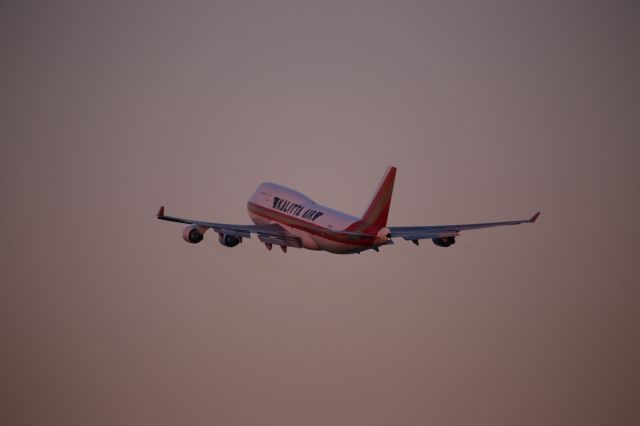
157,206 -> 165,218
529,211 -> 540,223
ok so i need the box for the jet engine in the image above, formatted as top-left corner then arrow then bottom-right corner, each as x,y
432,236 -> 456,247
218,233 -> 240,248
182,226 -> 204,244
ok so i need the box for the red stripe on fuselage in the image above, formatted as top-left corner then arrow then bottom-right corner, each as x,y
247,202 -> 377,247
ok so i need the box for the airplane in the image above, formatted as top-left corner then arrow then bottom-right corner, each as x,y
157,166 -> 539,254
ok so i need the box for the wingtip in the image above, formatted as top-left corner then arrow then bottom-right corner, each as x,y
530,211 -> 540,223
157,206 -> 165,218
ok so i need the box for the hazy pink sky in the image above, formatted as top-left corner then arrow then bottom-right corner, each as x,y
1,1 -> 639,425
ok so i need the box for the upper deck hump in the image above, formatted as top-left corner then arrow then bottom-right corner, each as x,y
255,182 -> 315,204
249,182 -> 360,230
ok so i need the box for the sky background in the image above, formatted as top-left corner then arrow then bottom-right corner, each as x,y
1,1 -> 639,425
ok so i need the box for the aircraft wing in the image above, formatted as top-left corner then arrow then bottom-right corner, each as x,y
388,212 -> 540,243
156,206 -> 302,248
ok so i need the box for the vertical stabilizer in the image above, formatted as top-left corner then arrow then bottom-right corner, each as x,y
361,166 -> 396,228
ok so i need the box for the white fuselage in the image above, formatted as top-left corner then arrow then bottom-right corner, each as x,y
247,183 -> 384,254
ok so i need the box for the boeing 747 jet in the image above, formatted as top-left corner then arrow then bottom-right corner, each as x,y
157,167 -> 539,254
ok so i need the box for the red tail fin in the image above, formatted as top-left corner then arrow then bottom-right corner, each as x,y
361,166 -> 396,228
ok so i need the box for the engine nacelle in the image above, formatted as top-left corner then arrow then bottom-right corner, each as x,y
218,233 -> 240,248
182,226 -> 204,244
432,236 -> 456,247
